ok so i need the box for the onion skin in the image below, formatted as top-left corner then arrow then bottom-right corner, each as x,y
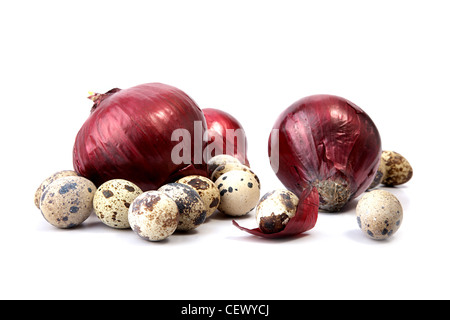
233,187 -> 319,238
203,108 -> 250,166
73,83 -> 207,191
269,95 -> 381,212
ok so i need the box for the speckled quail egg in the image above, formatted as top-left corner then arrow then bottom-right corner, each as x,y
210,162 -> 250,182
381,151 -> 413,186
93,179 -> 143,229
40,176 -> 96,229
158,183 -> 207,231
215,169 -> 261,216
207,154 -> 242,177
256,189 -> 300,234
176,175 -> 220,218
128,191 -> 179,241
34,170 -> 81,209
367,158 -> 387,190
356,189 -> 403,240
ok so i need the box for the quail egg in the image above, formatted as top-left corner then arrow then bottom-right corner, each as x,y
93,179 -> 143,229
34,170 -> 81,209
158,183 -> 207,231
207,154 -> 242,177
40,176 -> 97,229
210,162 -> 250,182
256,189 -> 299,234
128,191 -> 179,241
176,175 -> 220,218
381,151 -> 413,186
215,169 -> 261,216
367,157 -> 387,190
356,189 -> 403,240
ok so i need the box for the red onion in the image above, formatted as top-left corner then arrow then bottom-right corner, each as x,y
269,94 -> 382,212
73,83 -> 207,191
233,186 -> 319,238
203,108 -> 250,166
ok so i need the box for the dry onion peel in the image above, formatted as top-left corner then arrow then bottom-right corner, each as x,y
232,187 -> 319,238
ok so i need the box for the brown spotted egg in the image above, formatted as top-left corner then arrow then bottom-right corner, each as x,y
39,176 -> 96,229
215,169 -> 260,216
128,191 -> 179,241
93,179 -> 143,229
176,175 -> 220,218
381,151 -> 413,186
256,189 -> 299,234
158,183 -> 207,231
34,170 -> 81,209
207,154 -> 242,177
356,190 -> 403,240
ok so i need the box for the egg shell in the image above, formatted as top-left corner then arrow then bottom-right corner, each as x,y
93,179 -> 143,229
368,157 -> 387,190
158,183 -> 206,231
215,169 -> 261,216
381,151 -> 413,186
210,162 -> 250,182
356,189 -> 403,240
176,175 -> 220,218
128,191 -> 179,241
207,154 -> 242,177
256,189 -> 299,234
34,170 -> 81,209
40,176 -> 96,229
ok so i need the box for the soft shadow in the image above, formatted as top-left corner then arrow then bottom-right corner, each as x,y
318,198 -> 358,216
337,198 -> 359,214
133,236 -> 171,245
172,228 -> 200,237
209,210 -> 255,222
76,215 -> 135,233
345,228 -> 396,244
227,231 -> 312,244
202,209 -> 228,223
77,218 -> 106,230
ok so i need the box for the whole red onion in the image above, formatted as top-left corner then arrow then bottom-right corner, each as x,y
73,83 -> 207,191
269,95 -> 381,212
203,108 -> 250,166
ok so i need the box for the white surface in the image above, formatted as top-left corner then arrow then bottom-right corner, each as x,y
1,0 -> 449,300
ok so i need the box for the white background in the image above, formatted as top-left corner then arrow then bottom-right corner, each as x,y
1,0 -> 449,300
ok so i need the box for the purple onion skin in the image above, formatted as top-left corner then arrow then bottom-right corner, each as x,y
269,94 -> 382,212
233,186 -> 319,238
73,83 -> 208,192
